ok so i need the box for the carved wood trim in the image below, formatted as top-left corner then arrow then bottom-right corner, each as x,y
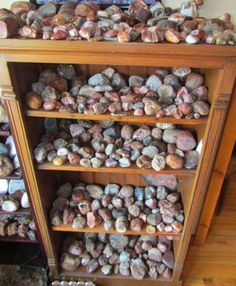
0,85 -> 16,100
214,93 -> 231,109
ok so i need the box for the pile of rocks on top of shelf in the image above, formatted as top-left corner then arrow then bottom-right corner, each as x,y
51,281 -> 96,286
50,181 -> 184,234
61,233 -> 174,280
0,0 -> 235,45
0,213 -> 37,240
26,64 -> 210,120
0,178 -> 30,212
34,119 -> 199,171
0,135 -> 20,177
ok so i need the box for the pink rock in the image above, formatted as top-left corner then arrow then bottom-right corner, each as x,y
178,103 -> 193,115
176,130 -> 196,151
86,212 -> 102,228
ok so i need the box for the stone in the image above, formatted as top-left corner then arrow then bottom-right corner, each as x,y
60,253 -> 80,272
111,196 -> 123,208
53,156 -> 65,166
146,74 -> 162,92
103,126 -> 121,138
102,67 -> 115,80
98,208 -> 112,221
151,154 -> 166,171
167,192 -> 180,203
26,91 -> 43,110
119,262 -> 130,276
184,150 -> 199,169
105,158 -> 118,168
162,251 -> 175,269
130,218 -> 143,232
133,126 -> 151,141
185,73 -> 205,92
104,220 -> 114,231
148,247 -> 162,262
143,174 -> 177,190
0,179 -> 8,195
33,147 -> 47,164
145,198 -> 157,209
130,258 -> 147,280
72,215 -> 86,229
119,157 -> 131,168
79,85 -> 96,97
121,125 -> 134,140
86,184 -> 103,200
163,267 -> 172,279
101,264 -> 112,275
78,200 -> 91,215
171,220 -> 183,233
192,101 -> 210,116
57,183 -> 72,198
109,234 -> 129,250
176,131 -> 196,151
165,29 -> 182,44
172,67 -> 191,79
129,75 -> 145,87
80,158 -> 91,167
57,64 -> 76,80
128,205 -> 140,217
163,129 -> 180,144
115,216 -> 129,233
88,73 -> 110,86
21,192 -> 30,208
87,259 -> 99,273
147,213 -> 162,225
112,73 -> 127,89
90,157 -> 103,168
178,103 -> 193,116
2,199 -> 19,212
166,154 -> 184,169
87,212 -> 102,228
118,185 -> 134,198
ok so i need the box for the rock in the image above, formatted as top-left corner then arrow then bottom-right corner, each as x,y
128,205 -> 140,217
129,75 -> 145,87
184,150 -> 199,169
192,101 -> 210,116
112,73 -> 127,89
163,129 -> 180,144
115,216 -> 129,233
151,128 -> 162,140
146,75 -> 162,92
57,64 -> 76,80
134,187 -> 144,201
80,158 -> 91,167
72,215 -> 86,229
185,73 -> 205,92
109,234 -> 129,250
178,103 -> 193,116
78,200 -> 91,215
145,198 -> 157,209
176,131 -> 196,151
158,85 -> 176,104
34,147 -> 47,164
61,253 -> 80,272
165,29 -> 182,44
104,184 -> 119,196
88,73 -> 110,86
101,264 -> 112,275
119,262 -> 130,276
147,213 -> 161,225
2,199 -> 19,212
87,212 -> 102,228
118,185 -> 134,198
104,220 -> 114,231
53,156 -> 65,166
167,192 -> 180,203
151,154 -> 166,171
86,184 -> 103,199
21,192 -> 30,208
87,259 -> 99,273
91,157 -> 103,168
105,158 -> 118,168
103,126 -> 121,138
26,92 -> 42,110
162,251 -> 174,269
148,248 -> 162,262
172,67 -> 191,79
102,67 -> 115,80
57,183 -> 72,198
63,208 -> 75,225
143,174 -> 177,190
133,126 -> 151,141
130,258 -> 147,280
130,218 -> 143,232
166,154 -> 184,169
144,99 -> 162,115
156,123 -> 175,130
98,208 -> 112,221
112,196 -> 123,208
171,220 -> 183,233
0,179 -> 8,195
69,124 -> 85,137
121,125 -> 134,140
119,157 -> 131,168
79,85 -> 96,97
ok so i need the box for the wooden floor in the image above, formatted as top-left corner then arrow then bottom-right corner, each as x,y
183,160 -> 236,286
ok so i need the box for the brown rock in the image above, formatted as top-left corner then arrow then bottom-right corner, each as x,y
165,29 -> 182,44
98,208 -> 112,221
136,155 -> 152,169
166,154 -> 184,169
78,200 -> 91,215
26,91 -> 42,110
61,253 -> 80,271
130,218 -> 143,232
0,15 -> 18,39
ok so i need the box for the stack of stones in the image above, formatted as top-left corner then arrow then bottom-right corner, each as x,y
26,64 -> 210,120
61,233 -> 174,280
50,182 -> 184,234
0,213 -> 37,240
34,119 -> 199,171
51,281 -> 96,286
0,135 -> 20,177
0,1 -> 235,45
0,189 -> 30,212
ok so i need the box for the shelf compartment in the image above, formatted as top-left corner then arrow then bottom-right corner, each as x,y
0,235 -> 38,244
0,207 -> 31,216
26,109 -> 208,126
37,163 -> 195,176
51,224 -> 180,238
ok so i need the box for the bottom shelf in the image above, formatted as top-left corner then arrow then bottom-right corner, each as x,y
0,235 -> 38,244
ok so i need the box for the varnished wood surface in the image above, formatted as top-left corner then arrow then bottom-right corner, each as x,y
52,224 -> 180,237
0,235 -> 38,244
26,109 -> 208,126
183,171 -> 236,286
38,162 -> 196,176
195,83 -> 236,246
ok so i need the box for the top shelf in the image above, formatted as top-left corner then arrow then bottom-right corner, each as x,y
26,109 -> 208,126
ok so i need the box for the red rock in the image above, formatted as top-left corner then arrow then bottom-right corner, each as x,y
18,25 -> 40,39
87,212 -> 102,228
117,30 -> 131,43
178,103 -> 192,115
141,29 -> 164,43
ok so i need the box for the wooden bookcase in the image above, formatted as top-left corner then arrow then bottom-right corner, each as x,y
0,40 -> 235,286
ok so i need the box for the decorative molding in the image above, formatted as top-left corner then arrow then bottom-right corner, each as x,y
214,93 -> 231,109
0,85 -> 16,100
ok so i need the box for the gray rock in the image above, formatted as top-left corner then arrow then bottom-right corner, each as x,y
156,186 -> 168,200
119,158 -> 131,168
129,75 -> 145,87
109,234 -> 129,250
146,74 -> 162,91
79,85 -> 96,97
112,73 -> 127,89
104,184 -> 120,195
142,146 -> 158,159
86,184 -> 103,199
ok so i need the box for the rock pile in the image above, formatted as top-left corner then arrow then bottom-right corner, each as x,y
50,181 -> 184,234
0,1 -> 235,45
60,233 -> 174,280
34,119 -> 199,170
26,64 -> 210,120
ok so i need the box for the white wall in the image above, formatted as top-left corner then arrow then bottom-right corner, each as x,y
0,0 -> 235,24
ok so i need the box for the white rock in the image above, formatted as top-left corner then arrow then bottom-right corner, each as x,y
2,199 -> 19,212
8,179 -> 25,195
13,155 -> 20,169
21,192 -> 30,208
185,34 -> 199,44
0,179 -> 8,194
5,136 -> 17,158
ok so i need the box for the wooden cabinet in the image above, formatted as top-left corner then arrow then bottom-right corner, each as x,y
0,40 -> 235,285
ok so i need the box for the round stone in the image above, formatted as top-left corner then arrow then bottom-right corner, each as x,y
166,154 -> 184,169
184,151 -> 199,169
152,154 -> 166,171
142,146 -> 158,159
176,131 -> 196,151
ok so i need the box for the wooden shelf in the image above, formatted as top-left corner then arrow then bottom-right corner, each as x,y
0,174 -> 22,180
37,163 -> 195,176
51,224 -> 180,237
26,109 -> 208,126
60,267 -> 172,282
0,235 -> 38,244
0,207 -> 31,215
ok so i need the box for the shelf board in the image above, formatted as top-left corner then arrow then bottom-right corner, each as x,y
0,174 -> 22,180
0,207 -> 31,215
0,130 -> 10,137
37,163 -> 195,176
51,224 -> 180,237
26,109 -> 207,125
0,235 -> 38,244
60,268 -> 171,282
